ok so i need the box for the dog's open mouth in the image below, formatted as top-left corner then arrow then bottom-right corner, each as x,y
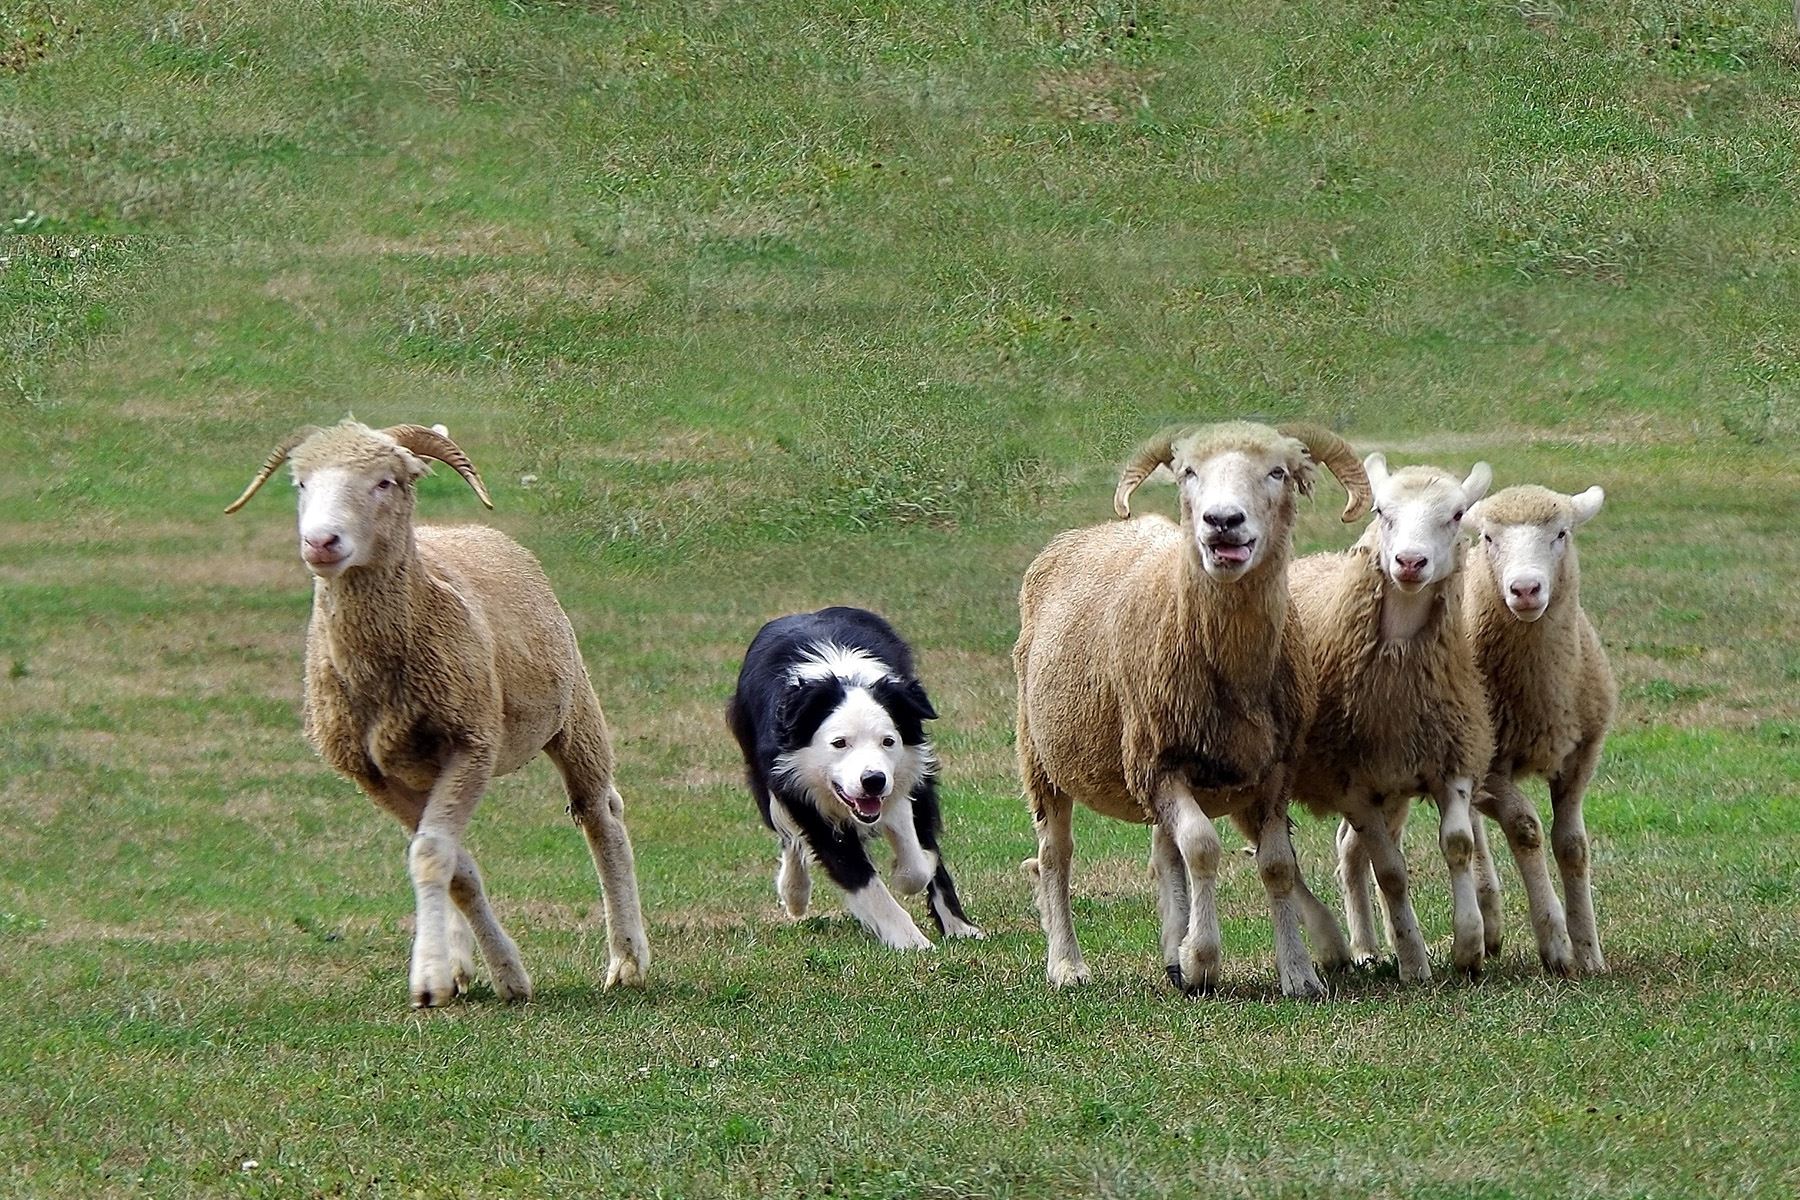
831,781 -> 884,824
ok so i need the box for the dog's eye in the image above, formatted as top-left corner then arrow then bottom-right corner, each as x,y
830,737 -> 847,749
882,737 -> 895,748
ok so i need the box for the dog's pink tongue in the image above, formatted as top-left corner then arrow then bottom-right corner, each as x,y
1213,543 -> 1251,564
855,796 -> 882,818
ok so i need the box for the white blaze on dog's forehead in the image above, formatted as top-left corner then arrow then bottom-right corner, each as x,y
789,642 -> 890,688
817,686 -> 899,745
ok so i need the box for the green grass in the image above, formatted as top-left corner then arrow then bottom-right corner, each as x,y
3,1 -> 1798,1196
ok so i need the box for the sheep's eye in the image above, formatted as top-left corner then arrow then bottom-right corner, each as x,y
1452,510 -> 1464,523
1482,533 -> 1493,544
1268,467 -> 1286,482
1556,529 -> 1567,541
376,479 -> 395,492
882,736 -> 895,748
830,737 -> 848,749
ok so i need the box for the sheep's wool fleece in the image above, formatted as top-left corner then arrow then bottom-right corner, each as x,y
1464,487 -> 1616,779
304,522 -> 615,799
290,421 -> 432,481
1288,543 -> 1492,814
1015,513 -> 1313,824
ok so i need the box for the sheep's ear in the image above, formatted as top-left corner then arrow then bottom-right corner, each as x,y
395,447 -> 433,481
1363,452 -> 1389,489
1462,462 -> 1493,505
1570,486 -> 1605,526
1463,498 -> 1489,537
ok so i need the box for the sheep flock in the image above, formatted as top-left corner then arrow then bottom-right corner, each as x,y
229,417 -> 1614,1004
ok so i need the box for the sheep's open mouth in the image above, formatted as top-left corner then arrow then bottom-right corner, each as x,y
1204,538 -> 1256,568
831,782 -> 883,824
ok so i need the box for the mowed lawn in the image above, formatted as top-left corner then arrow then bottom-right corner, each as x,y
3,1 -> 1798,1196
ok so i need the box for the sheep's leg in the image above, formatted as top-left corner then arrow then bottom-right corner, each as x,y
446,908 -> 477,995
1343,792 -> 1431,983
1248,786 -> 1327,999
910,779 -> 982,940
1375,803 -> 1410,955
1433,776 -> 1485,976
1470,811 -> 1503,957
1150,822 -> 1190,990
1551,738 -> 1606,974
1246,813 -> 1349,973
1485,774 -> 1574,977
548,707 -> 651,990
448,847 -> 532,1002
408,747 -> 493,1008
1029,785 -> 1088,987
779,798 -> 931,950
1157,784 -> 1222,996
1336,818 -> 1383,964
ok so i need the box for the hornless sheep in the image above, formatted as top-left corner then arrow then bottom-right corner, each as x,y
1288,455 -> 1494,982
1015,422 -> 1372,998
1462,484 -> 1616,975
225,419 -> 650,1006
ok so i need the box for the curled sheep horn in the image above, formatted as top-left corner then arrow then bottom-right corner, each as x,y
383,424 -> 494,509
223,427 -> 319,514
1113,428 -> 1184,519
1277,423 -> 1372,522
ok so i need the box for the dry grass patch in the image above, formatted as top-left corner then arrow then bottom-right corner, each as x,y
1034,63 -> 1160,125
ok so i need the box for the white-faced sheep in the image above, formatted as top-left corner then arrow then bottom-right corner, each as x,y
1014,422 -> 1372,998
1287,455 -> 1495,982
225,419 -> 650,1006
1461,484 -> 1616,975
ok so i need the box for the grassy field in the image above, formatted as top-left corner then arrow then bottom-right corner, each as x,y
3,1 -> 1798,1195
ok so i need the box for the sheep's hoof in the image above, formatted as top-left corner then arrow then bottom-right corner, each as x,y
1398,959 -> 1432,985
604,953 -> 649,990
1539,936 -> 1576,978
1484,932 -> 1504,958
1047,958 -> 1091,989
1178,945 -> 1220,996
1166,963 -> 1215,997
1575,949 -> 1607,975
1281,972 -> 1327,1001
491,962 -> 534,1004
411,981 -> 456,1009
941,918 -> 986,941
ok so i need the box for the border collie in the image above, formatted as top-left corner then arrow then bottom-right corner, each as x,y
726,606 -> 982,949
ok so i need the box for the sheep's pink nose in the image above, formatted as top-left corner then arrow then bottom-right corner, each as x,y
1509,580 -> 1542,602
304,533 -> 341,554
1394,553 -> 1428,574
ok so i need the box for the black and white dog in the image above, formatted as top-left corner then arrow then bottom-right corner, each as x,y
726,606 -> 981,949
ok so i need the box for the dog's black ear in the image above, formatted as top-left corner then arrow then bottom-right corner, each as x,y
776,676 -> 846,749
872,676 -> 936,744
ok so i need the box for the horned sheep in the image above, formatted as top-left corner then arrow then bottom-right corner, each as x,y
225,419 -> 650,1007
1288,454 -> 1495,982
1014,421 -> 1372,998
1462,484 -> 1616,975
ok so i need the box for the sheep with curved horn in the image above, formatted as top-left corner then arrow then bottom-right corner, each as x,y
226,418 -> 648,1007
1016,420 -> 1370,997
